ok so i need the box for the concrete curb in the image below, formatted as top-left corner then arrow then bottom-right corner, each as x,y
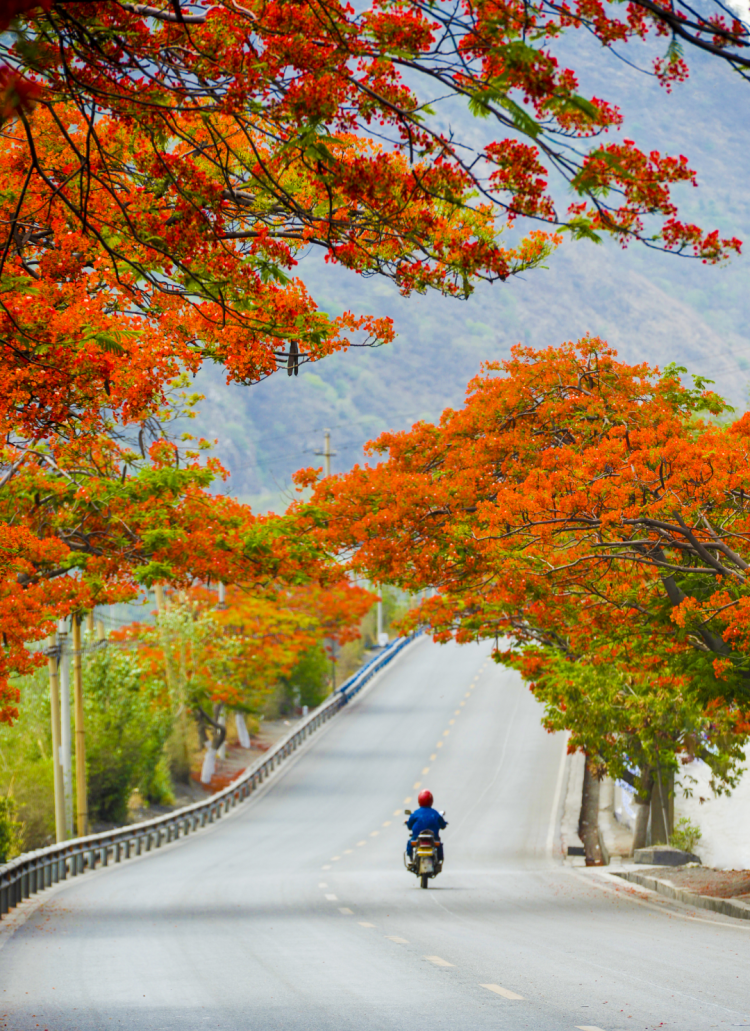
612,868 -> 750,921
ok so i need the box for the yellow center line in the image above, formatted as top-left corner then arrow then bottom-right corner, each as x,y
480,984 -> 524,1000
393,808 -> 402,816
331,856 -> 341,861
422,767 -> 430,774
356,840 -> 366,846
449,719 -> 455,725
425,956 -> 454,967
430,754 -> 437,761
343,849 -> 353,854
443,730 -> 450,737
454,710 -> 461,715
413,781 -> 421,789
403,796 -> 412,804
370,830 -> 379,837
386,936 -> 409,944
382,820 -> 391,827
436,742 -> 443,748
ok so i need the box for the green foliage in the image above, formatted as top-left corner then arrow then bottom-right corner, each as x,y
671,815 -> 702,854
0,669 -> 56,851
505,644 -> 747,798
84,648 -> 174,824
273,643 -> 331,714
0,796 -> 23,864
140,754 -> 175,807
284,644 -> 330,710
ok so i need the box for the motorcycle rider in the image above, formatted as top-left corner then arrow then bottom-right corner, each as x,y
406,789 -> 447,865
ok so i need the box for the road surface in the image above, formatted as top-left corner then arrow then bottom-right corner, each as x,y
1,638 -> 749,1030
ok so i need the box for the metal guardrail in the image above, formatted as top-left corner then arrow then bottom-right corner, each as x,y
0,632 -> 420,920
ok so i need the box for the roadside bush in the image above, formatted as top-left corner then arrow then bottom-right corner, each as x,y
276,644 -> 330,714
0,669 -> 56,851
84,648 -> 174,825
671,816 -> 702,854
0,796 -> 23,863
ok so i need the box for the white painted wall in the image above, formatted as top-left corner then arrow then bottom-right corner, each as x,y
675,755 -> 750,870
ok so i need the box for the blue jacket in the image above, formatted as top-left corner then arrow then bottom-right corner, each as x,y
407,806 -> 447,840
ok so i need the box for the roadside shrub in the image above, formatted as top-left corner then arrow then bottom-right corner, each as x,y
277,644 -> 331,714
0,669 -> 56,851
84,648 -> 174,825
0,796 -> 23,863
671,816 -> 702,854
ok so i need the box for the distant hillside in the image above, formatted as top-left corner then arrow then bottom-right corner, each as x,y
191,46 -> 750,512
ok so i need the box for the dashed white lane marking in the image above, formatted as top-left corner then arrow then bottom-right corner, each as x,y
339,907 -> 353,915
325,894 -> 338,901
480,984 -> 524,1000
344,849 -> 353,854
331,856 -> 341,861
318,882 -> 328,888
356,840 -> 366,846
386,936 -> 410,944
321,865 -> 331,870
576,1026 -> 607,1031
358,922 -> 375,928
425,956 -> 454,967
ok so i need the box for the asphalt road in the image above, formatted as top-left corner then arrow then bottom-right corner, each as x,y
2,637 -> 749,1031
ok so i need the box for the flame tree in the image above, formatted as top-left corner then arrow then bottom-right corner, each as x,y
303,339 -> 750,845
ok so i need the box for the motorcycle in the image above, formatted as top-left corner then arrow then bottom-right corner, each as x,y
403,810 -> 445,889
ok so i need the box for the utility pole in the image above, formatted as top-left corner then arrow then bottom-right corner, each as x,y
47,636 -> 66,843
315,429 -> 337,478
218,582 -> 226,609
57,619 -> 73,836
72,615 -> 88,837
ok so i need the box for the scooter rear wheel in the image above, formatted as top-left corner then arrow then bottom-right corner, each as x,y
420,874 -> 429,889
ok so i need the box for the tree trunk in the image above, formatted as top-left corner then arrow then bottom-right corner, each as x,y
196,704 -> 227,784
235,712 -> 251,749
632,766 -> 654,853
579,758 -> 605,866
200,747 -> 217,785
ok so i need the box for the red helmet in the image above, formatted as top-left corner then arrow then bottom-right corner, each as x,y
418,789 -> 433,808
